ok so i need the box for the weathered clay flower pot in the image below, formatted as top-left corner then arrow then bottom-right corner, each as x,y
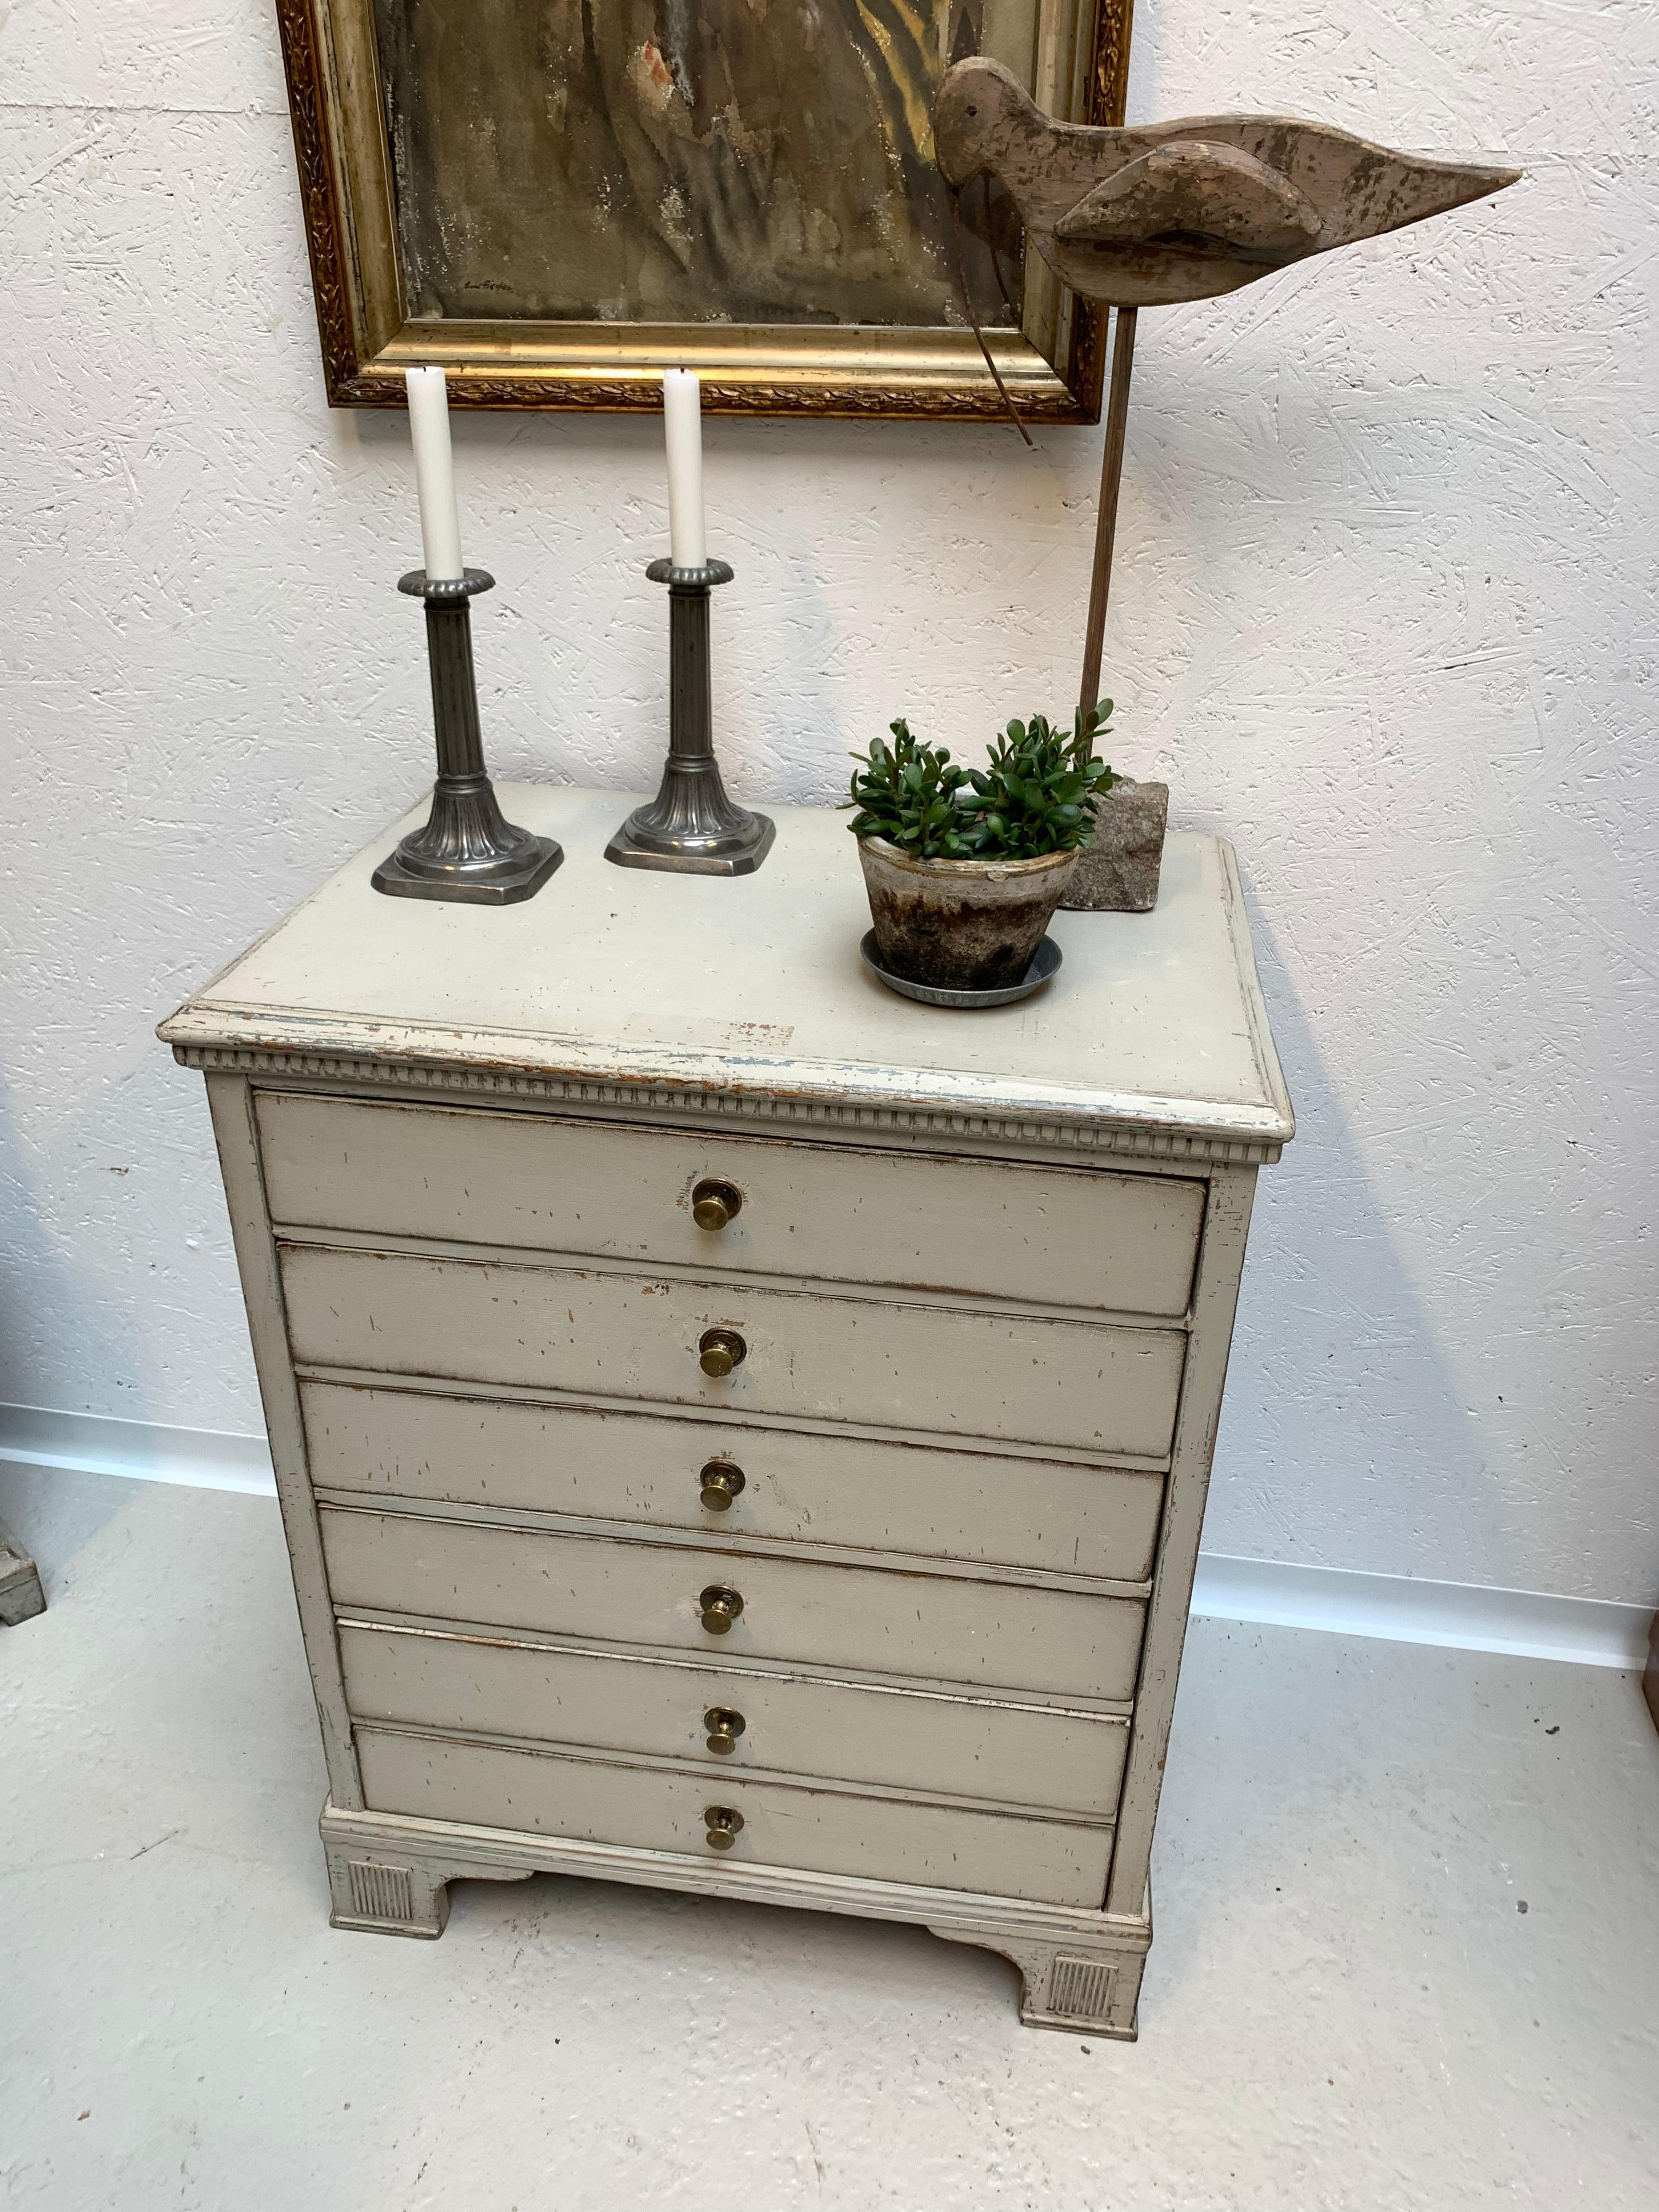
857,836 -> 1080,990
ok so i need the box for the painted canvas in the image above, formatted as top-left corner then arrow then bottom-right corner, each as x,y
374,0 -> 1027,329
274,0 -> 1126,414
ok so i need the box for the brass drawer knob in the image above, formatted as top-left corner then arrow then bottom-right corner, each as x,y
704,1707 -> 746,1756
698,1584 -> 743,1635
691,1178 -> 743,1232
704,1805 -> 744,1851
698,1327 -> 747,1379
698,1459 -> 746,1512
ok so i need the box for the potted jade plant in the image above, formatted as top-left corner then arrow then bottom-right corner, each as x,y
846,702 -> 1115,991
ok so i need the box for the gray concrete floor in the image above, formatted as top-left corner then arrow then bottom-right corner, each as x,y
3,1464 -> 1656,2211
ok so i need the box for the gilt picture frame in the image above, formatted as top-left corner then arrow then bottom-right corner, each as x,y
275,0 -> 1133,419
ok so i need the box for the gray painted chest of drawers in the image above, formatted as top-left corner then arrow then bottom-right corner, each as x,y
162,786 -> 1293,2038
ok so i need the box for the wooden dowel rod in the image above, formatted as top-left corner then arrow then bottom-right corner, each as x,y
1078,305 -> 1138,723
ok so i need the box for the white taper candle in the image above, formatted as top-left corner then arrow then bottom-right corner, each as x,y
663,368 -> 707,569
404,366 -> 464,581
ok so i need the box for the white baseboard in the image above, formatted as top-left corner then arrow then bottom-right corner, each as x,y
2,1402 -> 1650,1671
1189,1553 -> 1650,1672
0,1401 -> 275,1497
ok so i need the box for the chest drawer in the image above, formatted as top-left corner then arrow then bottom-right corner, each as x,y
257,1092 -> 1205,1317
280,1245 -> 1187,1459
339,1623 -> 1130,1816
319,1508 -> 1147,1701
355,1728 -> 1115,1908
301,1383 -> 1166,1583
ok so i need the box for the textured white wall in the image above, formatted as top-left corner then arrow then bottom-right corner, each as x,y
2,2 -> 1653,1602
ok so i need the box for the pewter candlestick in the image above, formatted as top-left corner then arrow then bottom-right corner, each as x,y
605,557 -> 774,876
373,567 -> 562,905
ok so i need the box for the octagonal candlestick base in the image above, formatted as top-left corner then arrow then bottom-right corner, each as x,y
373,568 -> 563,906
605,557 -> 775,877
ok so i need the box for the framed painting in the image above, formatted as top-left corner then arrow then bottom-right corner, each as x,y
275,0 -> 1134,419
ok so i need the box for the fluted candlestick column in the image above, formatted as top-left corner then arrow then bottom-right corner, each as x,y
604,557 -> 774,877
372,568 -> 563,905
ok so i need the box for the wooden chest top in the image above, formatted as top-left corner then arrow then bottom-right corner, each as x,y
160,786 -> 1293,1165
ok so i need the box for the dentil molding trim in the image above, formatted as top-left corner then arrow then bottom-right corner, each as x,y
165,1041 -> 1285,1166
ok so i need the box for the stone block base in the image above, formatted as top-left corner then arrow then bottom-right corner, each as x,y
1062,778 -> 1169,912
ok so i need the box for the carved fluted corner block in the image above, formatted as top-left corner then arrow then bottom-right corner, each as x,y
329,1855 -> 440,1937
322,1810 -> 537,1939
928,1921 -> 1149,2039
0,1517 -> 45,1626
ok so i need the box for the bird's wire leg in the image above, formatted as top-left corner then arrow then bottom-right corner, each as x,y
1078,304 -> 1137,722
949,189 -> 1034,448
983,172 -> 1023,326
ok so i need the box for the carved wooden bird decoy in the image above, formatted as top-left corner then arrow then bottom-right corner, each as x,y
932,58 -> 1523,743
934,57 -> 1521,309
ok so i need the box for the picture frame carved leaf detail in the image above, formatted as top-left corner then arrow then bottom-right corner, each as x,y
274,0 -> 1133,417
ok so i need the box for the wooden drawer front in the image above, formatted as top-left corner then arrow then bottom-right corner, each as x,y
340,1624 -> 1130,1816
257,1092 -> 1205,1317
302,1383 -> 1167,1583
280,1245 -> 1187,1459
320,1510 -> 1147,1701
356,1728 -> 1114,1908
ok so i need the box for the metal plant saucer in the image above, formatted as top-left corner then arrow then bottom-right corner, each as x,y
858,931 -> 1063,1008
